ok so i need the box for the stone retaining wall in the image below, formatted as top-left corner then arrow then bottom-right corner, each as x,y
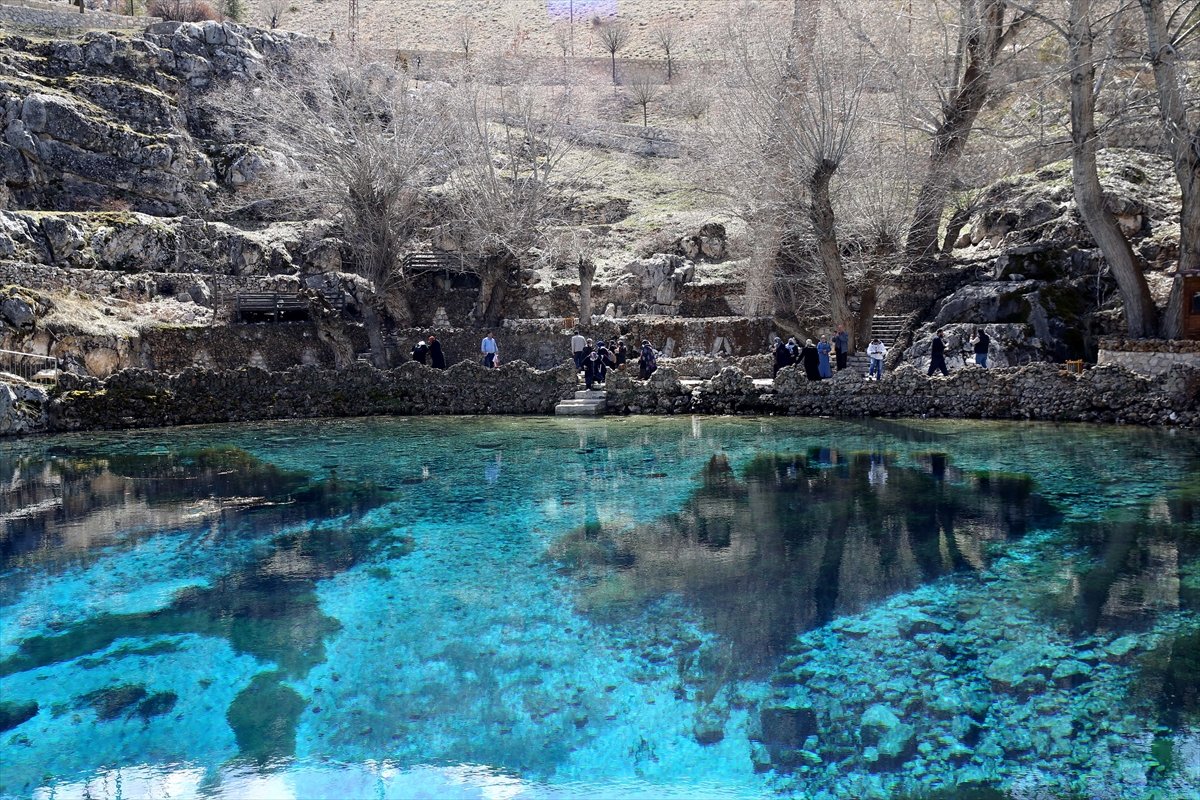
0,3 -> 156,31
19,359 -> 1195,436
47,360 -> 579,431
603,362 -> 1199,427
1097,337 -> 1200,376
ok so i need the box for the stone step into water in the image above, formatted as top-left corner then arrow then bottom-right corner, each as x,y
555,390 -> 607,416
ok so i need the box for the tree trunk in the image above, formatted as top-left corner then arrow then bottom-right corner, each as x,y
744,0 -> 819,318
578,257 -> 595,322
941,206 -> 973,255
610,51 -> 617,84
809,159 -> 854,343
1068,0 -> 1158,337
904,0 -> 1008,264
854,281 -> 878,354
1140,0 -> 1200,338
361,300 -> 391,368
642,103 -> 648,127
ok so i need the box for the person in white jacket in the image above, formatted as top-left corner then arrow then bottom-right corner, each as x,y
866,338 -> 887,380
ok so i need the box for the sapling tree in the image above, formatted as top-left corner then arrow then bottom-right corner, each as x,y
595,19 -> 630,84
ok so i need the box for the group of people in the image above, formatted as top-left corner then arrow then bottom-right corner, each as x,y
774,325 -> 994,382
570,333 -> 658,388
772,325 -> 850,380
927,327 -> 991,376
410,336 -> 447,369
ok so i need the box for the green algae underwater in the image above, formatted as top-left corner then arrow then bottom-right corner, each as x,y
1,415 -> 1197,799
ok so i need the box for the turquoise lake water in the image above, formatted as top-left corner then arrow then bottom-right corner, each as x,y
1,416 -> 1197,799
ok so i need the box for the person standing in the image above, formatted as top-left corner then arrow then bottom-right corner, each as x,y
429,335 -> 447,369
833,324 -> 849,371
584,343 -> 608,389
772,336 -> 790,378
971,327 -> 990,368
786,337 -> 799,365
866,337 -> 887,380
817,334 -> 833,379
571,331 -> 587,371
411,339 -> 429,365
801,338 -> 821,381
928,329 -> 949,376
613,337 -> 631,368
638,340 -> 658,380
481,332 -> 498,368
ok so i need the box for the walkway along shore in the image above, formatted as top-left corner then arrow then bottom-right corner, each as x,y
3,359 -> 1197,435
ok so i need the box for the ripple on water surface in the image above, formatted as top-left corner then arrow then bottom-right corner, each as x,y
1,417 -> 1198,799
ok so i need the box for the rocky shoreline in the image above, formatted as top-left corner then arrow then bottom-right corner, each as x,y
1,358 -> 1196,436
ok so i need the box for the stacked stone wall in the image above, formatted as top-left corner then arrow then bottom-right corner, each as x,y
47,360 -> 579,431
604,362 -> 1199,427
0,3 -> 156,32
1097,337 -> 1200,376
23,359 -> 1196,436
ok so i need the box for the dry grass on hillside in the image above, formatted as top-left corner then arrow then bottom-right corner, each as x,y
246,0 -> 789,60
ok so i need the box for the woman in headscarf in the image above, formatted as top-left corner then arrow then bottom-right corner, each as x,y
817,334 -> 832,379
801,338 -> 821,381
638,340 -> 658,380
772,336 -> 790,377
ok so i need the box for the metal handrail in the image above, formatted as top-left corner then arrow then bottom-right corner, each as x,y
0,349 -> 59,386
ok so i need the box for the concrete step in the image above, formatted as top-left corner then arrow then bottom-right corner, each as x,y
555,396 -> 607,416
574,389 -> 607,400
554,400 -> 609,419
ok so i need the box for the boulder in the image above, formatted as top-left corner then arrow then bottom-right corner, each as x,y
1,296 -> 36,329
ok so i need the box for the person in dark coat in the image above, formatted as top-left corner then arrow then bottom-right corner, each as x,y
772,337 -> 790,377
428,336 -> 447,369
928,329 -> 949,376
833,324 -> 849,371
786,337 -> 799,364
412,340 -> 429,365
971,327 -> 990,367
638,340 -> 657,380
584,343 -> 608,389
801,338 -> 821,381
614,337 -> 631,367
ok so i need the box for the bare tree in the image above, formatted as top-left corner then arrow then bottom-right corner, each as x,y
217,51 -> 444,366
442,77 -> 586,325
595,19 -> 630,84
1065,0 -> 1157,335
790,49 -> 869,349
553,21 -> 572,62
900,0 -> 1041,263
655,21 -> 678,81
263,0 -> 287,29
626,68 -> 661,126
1139,0 -> 1200,337
458,15 -> 476,62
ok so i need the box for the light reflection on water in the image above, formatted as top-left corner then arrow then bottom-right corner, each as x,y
1,416 -> 1198,799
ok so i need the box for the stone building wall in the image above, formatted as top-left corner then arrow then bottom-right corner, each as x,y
1097,337 -> 1200,376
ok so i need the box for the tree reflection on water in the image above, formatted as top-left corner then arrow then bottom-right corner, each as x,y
555,449 -> 1063,674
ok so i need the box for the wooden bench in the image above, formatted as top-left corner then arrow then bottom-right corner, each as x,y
1064,359 -> 1084,374
235,289 -> 345,322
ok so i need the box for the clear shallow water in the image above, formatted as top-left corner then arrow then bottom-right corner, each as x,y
0,416 -> 1197,799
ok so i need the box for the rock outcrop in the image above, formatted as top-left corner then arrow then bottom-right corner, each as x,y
1,22 -> 308,214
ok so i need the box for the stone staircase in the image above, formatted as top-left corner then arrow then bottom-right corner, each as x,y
870,315 -> 908,347
838,315 -> 908,376
554,389 -> 607,416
